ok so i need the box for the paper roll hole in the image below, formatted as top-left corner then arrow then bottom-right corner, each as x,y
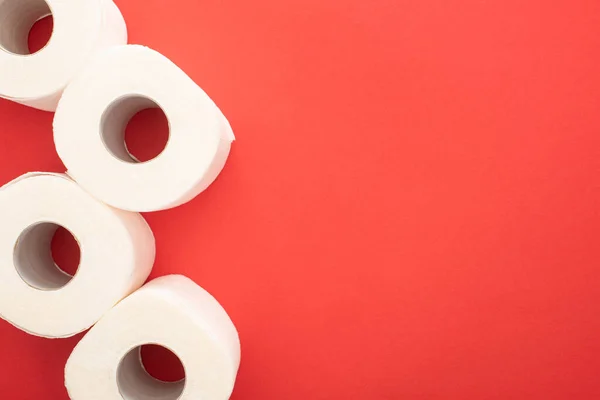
101,95 -> 171,164
0,0 -> 53,55
141,344 -> 186,383
14,222 -> 80,291
51,225 -> 81,277
117,345 -> 186,400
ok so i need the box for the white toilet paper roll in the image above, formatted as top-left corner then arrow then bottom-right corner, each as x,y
0,172 -> 155,338
0,0 -> 127,111
65,275 -> 241,400
54,45 -> 235,212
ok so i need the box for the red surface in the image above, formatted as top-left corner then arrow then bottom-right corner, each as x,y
1,0 -> 600,398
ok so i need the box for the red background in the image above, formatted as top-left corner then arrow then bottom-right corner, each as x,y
1,0 -> 600,398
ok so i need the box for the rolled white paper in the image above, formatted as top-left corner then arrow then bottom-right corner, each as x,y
54,44 -> 235,212
0,172 -> 155,338
65,275 -> 241,400
0,0 -> 127,111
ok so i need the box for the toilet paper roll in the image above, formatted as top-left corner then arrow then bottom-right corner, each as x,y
0,0 -> 127,111
54,45 -> 235,212
65,275 -> 241,400
0,172 -> 155,338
